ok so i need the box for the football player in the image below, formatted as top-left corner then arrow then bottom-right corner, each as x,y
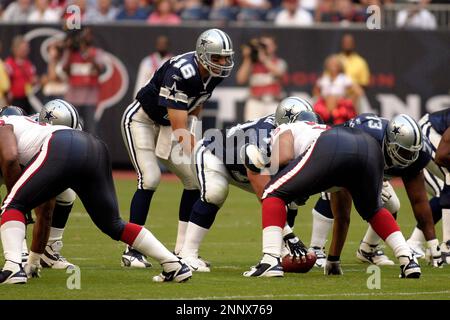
406,109 -> 450,265
0,114 -> 191,284
307,113 -> 442,268
121,28 -> 234,268
178,96 -> 313,271
243,113 -> 421,278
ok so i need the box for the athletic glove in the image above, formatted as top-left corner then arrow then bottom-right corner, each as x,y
283,233 -> 308,259
239,143 -> 270,173
426,239 -> 443,268
381,181 -> 392,204
324,260 -> 343,275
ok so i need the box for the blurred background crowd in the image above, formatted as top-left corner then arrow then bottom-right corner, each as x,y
0,0 -> 448,29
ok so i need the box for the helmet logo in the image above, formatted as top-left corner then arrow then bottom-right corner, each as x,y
391,124 -> 402,140
43,110 -> 57,122
200,38 -> 212,50
282,107 -> 296,122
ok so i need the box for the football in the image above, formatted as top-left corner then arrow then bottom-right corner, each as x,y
281,251 -> 317,273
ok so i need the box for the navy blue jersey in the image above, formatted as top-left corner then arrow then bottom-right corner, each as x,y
203,115 -> 276,183
136,51 -> 222,126
428,109 -> 450,135
345,113 -> 432,179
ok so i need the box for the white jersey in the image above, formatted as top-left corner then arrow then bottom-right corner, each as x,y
272,121 -> 328,158
0,115 -> 69,166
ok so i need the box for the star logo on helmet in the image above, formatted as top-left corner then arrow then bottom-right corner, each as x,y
44,110 -> 56,121
200,38 -> 211,49
282,108 -> 296,121
391,125 -> 402,140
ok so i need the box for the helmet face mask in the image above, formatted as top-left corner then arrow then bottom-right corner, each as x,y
0,106 -> 26,116
383,114 -> 422,168
275,96 -> 314,126
195,29 -> 234,78
39,99 -> 81,130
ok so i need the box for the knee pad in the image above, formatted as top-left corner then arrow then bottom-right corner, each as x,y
141,163 -> 161,190
56,188 -> 77,206
203,176 -> 229,207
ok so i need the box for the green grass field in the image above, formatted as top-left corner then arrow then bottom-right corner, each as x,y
0,177 -> 449,300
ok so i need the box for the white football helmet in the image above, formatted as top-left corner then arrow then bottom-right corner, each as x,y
274,96 -> 314,126
383,114 -> 422,168
195,28 -> 234,78
39,99 -> 82,130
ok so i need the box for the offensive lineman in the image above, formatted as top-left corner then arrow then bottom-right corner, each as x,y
121,28 -> 234,267
0,115 -> 192,284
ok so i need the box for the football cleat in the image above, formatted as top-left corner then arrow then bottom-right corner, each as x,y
356,242 -> 395,266
407,239 -> 426,259
441,240 -> 450,265
243,254 -> 284,277
121,246 -> 152,268
152,260 -> 192,283
399,256 -> 421,278
310,246 -> 327,268
324,260 -> 343,275
182,256 -> 211,272
41,240 -> 75,270
0,261 -> 27,284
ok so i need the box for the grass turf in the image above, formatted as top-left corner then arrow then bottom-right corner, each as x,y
0,177 -> 449,300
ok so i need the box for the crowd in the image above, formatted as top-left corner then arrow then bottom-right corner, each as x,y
0,0 -> 441,28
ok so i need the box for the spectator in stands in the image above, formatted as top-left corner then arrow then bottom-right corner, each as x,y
1,0 -> 33,22
4,36 -> 38,114
236,35 -> 287,121
209,0 -> 238,22
396,0 -> 437,30
63,28 -> 107,134
84,0 -> 118,22
315,0 -> 337,22
274,0 -> 314,26
236,0 -> 271,21
28,0 -> 61,23
312,54 -> 362,125
338,33 -> 370,90
134,35 -> 172,96
147,0 -> 181,24
116,0 -> 148,20
178,0 -> 208,20
0,41 -> 10,107
62,0 -> 87,22
334,0 -> 365,24
41,40 -> 67,103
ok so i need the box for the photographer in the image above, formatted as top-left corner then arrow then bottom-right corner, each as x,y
62,27 -> 107,135
41,40 -> 67,103
236,35 -> 287,121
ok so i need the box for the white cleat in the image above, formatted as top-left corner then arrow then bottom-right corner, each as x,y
399,255 -> 421,278
121,246 -> 152,268
152,260 -> 192,283
182,256 -> 211,272
243,254 -> 284,278
41,240 -> 75,270
0,261 -> 27,284
441,241 -> 450,265
356,242 -> 395,266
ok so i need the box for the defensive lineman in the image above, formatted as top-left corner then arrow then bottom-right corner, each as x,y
121,28 -> 234,267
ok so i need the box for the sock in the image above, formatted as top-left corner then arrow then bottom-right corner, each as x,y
368,208 -> 400,240
48,227 -> 65,242
429,196 -> 443,224
121,223 -> 176,264
310,208 -> 333,248
443,208 -> 450,242
286,208 -> 297,228
362,225 -> 382,246
52,203 -> 72,229
1,209 -> 26,264
263,226 -> 283,257
189,200 -> 219,230
179,189 -> 200,222
408,226 -> 426,244
179,222 -> 209,258
385,231 -> 412,260
129,189 -> 154,225
22,238 -> 28,254
174,221 -> 188,255
262,197 -> 286,229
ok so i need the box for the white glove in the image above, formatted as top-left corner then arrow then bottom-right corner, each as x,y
239,143 -> 270,173
381,181 -> 392,204
24,262 -> 42,278
426,239 -> 443,268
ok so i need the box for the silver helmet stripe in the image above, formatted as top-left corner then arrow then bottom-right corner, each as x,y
56,98 -> 78,129
215,29 -> 229,50
402,114 -> 421,147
